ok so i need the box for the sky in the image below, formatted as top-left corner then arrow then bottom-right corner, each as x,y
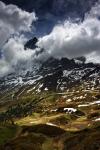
0,0 -> 100,77
0,1 -> 37,77
38,1 -> 100,62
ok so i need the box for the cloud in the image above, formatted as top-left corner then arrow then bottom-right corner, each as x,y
0,1 -> 36,47
0,35 -> 37,77
0,1 -> 37,77
86,52 -> 100,64
0,0 -> 100,77
37,0 -> 100,63
3,36 -> 35,63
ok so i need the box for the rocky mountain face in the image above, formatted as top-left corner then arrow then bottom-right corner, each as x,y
0,37 -> 100,99
0,38 -> 100,150
0,51 -> 100,94
24,37 -> 38,50
0,54 -> 100,149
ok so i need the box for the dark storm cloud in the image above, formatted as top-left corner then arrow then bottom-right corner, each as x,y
0,0 -> 100,77
1,0 -> 98,36
0,1 -> 36,47
0,1 -> 37,77
37,1 -> 100,63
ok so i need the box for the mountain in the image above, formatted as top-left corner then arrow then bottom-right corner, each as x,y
0,37 -> 100,106
0,38 -> 100,149
0,37 -> 100,95
0,1 -> 100,149
24,37 -> 38,50
0,55 -> 100,92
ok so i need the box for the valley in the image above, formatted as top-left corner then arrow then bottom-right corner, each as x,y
0,58 -> 100,149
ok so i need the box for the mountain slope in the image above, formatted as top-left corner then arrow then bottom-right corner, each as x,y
0,55 -> 100,120
0,39 -> 100,150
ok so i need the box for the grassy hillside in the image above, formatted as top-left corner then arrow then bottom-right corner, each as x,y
0,123 -> 100,150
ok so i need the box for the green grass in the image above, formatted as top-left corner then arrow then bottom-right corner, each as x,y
0,124 -> 100,150
0,125 -> 17,144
